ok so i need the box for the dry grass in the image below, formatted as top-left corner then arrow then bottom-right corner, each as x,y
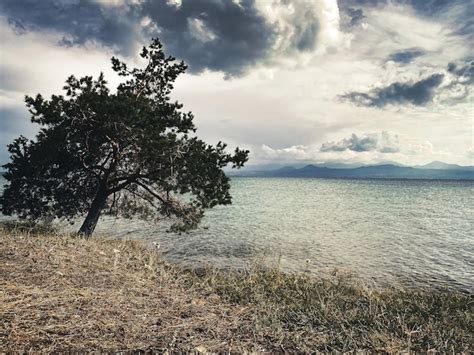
0,226 -> 472,352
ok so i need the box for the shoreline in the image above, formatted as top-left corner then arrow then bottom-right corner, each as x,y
0,229 -> 472,352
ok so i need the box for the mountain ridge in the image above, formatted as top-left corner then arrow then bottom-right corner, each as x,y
232,162 -> 474,180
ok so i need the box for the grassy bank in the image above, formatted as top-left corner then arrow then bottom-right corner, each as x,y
0,228 -> 472,352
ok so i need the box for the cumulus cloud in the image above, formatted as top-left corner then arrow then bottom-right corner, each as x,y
256,0 -> 349,56
253,132 -> 452,166
340,73 -> 444,107
256,0 -> 319,53
321,134 -> 376,152
260,144 -> 313,161
320,132 -> 399,153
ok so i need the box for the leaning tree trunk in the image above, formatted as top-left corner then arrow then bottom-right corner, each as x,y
78,186 -> 108,236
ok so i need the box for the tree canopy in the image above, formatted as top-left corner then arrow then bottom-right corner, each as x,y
0,38 -> 249,235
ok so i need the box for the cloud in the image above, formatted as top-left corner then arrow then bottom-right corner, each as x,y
255,0 -> 341,53
256,0 -> 319,52
409,0 -> 474,42
2,0 -> 469,77
434,60 -> 474,103
260,144 -> 313,161
387,48 -> 426,64
0,0 -> 141,55
139,0 -> 350,75
0,67 -> 30,92
253,131 -> 459,166
0,0 -> 350,76
187,18 -> 217,43
0,18 -> 122,166
0,0 -> 339,76
448,60 -> 474,85
0,0 -> 472,168
346,8 -> 365,26
338,0 -> 470,18
0,19 -> 121,97
340,73 -> 444,107
321,134 -> 376,152
320,132 -> 399,153
338,0 -> 474,46
467,147 -> 474,160
137,0 -> 274,76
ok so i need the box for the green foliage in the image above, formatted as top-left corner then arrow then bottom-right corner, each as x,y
0,38 -> 248,235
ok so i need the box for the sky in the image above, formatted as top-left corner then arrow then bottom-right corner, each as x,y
0,0 -> 473,167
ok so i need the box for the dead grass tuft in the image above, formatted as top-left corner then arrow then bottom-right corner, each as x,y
0,228 -> 472,352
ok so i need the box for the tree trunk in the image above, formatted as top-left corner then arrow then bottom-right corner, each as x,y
78,186 -> 108,236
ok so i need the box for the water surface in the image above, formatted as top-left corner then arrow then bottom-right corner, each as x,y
2,177 -> 473,292
91,177 -> 473,292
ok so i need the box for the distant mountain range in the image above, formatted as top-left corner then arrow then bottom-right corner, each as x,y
1,161 -> 473,180
232,161 -> 474,180
413,161 -> 474,171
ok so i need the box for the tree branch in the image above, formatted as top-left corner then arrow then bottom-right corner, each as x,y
135,180 -> 168,206
124,186 -> 160,210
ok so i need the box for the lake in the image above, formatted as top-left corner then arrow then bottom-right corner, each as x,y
2,177 -> 473,292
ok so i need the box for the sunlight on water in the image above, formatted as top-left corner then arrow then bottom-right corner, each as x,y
2,177 -> 473,291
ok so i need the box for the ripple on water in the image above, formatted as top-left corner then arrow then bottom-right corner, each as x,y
4,177 -> 471,293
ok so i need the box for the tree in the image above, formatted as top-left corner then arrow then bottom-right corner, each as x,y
0,38 -> 249,236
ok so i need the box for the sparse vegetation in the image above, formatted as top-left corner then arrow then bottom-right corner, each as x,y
0,228 -> 472,352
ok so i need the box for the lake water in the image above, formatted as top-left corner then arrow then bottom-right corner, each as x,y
2,177 -> 473,292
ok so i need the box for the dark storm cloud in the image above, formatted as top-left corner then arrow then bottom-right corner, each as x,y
136,0 -> 275,76
387,48 -> 426,64
341,73 -> 444,107
0,0 -> 140,55
0,0 -> 279,75
320,133 -> 400,153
